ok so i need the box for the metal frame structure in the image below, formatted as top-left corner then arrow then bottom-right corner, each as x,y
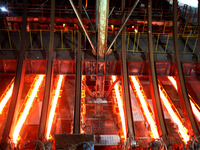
38,0 -> 55,140
0,0 -> 199,149
120,0 -> 135,146
173,0 -> 200,137
73,0 -> 82,134
147,0 -> 169,145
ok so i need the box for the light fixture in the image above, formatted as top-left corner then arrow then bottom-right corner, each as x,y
1,7 -> 8,12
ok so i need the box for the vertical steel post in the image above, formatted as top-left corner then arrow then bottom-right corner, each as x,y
73,0 -> 82,134
97,0 -> 109,58
148,0 -> 169,145
121,0 -> 135,146
38,0 -> 55,140
173,0 -> 200,136
0,0 -> 27,148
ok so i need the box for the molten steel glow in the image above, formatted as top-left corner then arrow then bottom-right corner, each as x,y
111,76 -> 127,140
130,76 -> 159,139
158,83 -> 190,143
191,101 -> 200,122
12,75 -> 44,144
46,75 -> 64,140
167,76 -> 178,90
0,81 -> 14,114
168,76 -> 200,122
81,75 -> 86,134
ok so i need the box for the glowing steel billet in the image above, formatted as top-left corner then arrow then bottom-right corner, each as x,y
0,81 -> 14,114
191,101 -> 200,122
13,75 -> 44,143
167,76 -> 178,90
130,76 -> 159,139
158,84 -> 190,143
168,76 -> 200,122
111,76 -> 127,140
46,75 -> 64,140
81,75 -> 86,134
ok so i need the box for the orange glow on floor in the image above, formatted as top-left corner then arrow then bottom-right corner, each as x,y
158,82 -> 190,143
46,75 -> 64,140
0,80 -> 14,114
168,76 -> 200,122
111,76 -> 127,140
12,75 -> 44,144
130,76 -> 159,139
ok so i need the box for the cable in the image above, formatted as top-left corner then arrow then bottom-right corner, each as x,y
192,136 -> 200,150
23,140 -> 45,150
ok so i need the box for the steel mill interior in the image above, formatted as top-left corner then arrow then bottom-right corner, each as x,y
0,0 -> 200,149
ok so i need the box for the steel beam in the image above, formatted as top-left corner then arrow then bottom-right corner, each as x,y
108,7 -> 115,18
0,1 -> 27,149
69,0 -> 96,55
82,81 -> 95,98
104,77 -> 121,98
97,0 -> 109,58
38,0 -> 55,140
106,0 -> 140,55
148,0 -> 169,145
82,6 -> 95,31
73,0 -> 82,134
173,0 -> 200,136
120,0 -> 135,146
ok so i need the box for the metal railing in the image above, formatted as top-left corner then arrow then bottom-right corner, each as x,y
0,29 -> 198,55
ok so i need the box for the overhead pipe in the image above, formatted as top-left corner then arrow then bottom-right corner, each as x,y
173,0 -> 200,137
106,0 -> 140,55
69,0 -> 96,55
147,0 -> 169,145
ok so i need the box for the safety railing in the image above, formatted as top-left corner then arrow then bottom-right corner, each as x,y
0,29 -> 198,55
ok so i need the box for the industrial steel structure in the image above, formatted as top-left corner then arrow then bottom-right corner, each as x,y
0,0 -> 200,149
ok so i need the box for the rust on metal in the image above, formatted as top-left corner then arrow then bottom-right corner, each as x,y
97,0 -> 109,58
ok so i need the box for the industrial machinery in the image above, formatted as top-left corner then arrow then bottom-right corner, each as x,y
0,0 -> 200,149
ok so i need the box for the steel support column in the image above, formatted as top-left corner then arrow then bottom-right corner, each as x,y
148,0 -> 169,145
97,0 -> 109,58
121,0 -> 135,146
73,0 -> 82,134
0,1 -> 27,148
106,0 -> 140,55
173,0 -> 200,136
38,0 -> 55,140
